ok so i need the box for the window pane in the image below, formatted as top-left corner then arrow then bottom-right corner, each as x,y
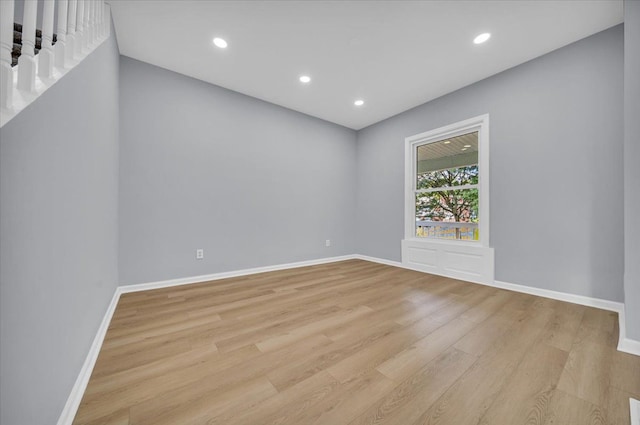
417,165 -> 478,190
416,132 -> 478,189
415,189 -> 479,240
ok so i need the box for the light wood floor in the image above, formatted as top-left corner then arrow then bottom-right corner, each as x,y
74,260 -> 640,425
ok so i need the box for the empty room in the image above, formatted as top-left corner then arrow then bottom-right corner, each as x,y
1,0 -> 640,424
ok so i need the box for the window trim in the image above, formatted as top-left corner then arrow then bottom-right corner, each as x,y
404,114 -> 490,247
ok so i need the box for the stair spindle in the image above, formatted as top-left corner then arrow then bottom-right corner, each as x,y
94,0 -> 98,43
38,0 -> 55,79
96,0 -> 101,39
0,0 -> 14,109
105,3 -> 110,37
99,0 -> 104,38
67,0 -> 77,60
75,0 -> 84,55
95,0 -> 100,42
86,0 -> 92,46
17,0 -> 37,92
94,0 -> 99,43
100,0 -> 107,37
82,0 -> 89,51
56,0 -> 68,68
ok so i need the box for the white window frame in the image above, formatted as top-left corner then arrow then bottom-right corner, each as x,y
404,114 -> 490,247
402,114 -> 493,285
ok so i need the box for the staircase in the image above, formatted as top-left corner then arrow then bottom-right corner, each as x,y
12,23 -> 58,67
0,0 -> 110,128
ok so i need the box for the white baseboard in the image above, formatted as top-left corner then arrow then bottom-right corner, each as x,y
57,253 -> 640,424
56,289 -> 122,425
119,255 -> 358,294
616,305 -> 640,355
618,340 -> 640,356
619,337 -> 640,356
490,280 -> 624,313
631,399 -> 640,425
353,254 -> 403,268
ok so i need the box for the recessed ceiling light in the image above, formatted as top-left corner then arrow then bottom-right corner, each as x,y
473,33 -> 491,44
443,141 -> 451,144
461,148 -> 468,151
464,144 -> 471,148
213,37 -> 228,48
299,75 -> 311,83
354,99 -> 364,106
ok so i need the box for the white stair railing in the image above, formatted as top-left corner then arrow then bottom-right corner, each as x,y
0,0 -> 110,128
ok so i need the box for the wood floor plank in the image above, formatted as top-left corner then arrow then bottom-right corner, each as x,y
452,291 -> 537,353
131,376 -> 278,425
542,389 -> 607,425
83,408 -> 130,425
539,300 -> 585,352
375,316 -> 479,382
310,370 -> 396,425
325,307 -> 471,383
267,319 -> 402,392
323,299 -> 413,341
210,371 -> 340,425
216,304 -> 345,353
255,305 -> 373,352
83,343 -> 220,397
605,385 -> 635,425
75,344 -> 263,423
575,307 -> 619,347
71,260 -> 640,425
410,304 -> 556,425
124,333 -> 333,424
557,336 -> 613,407
478,342 -> 567,425
609,350 -> 640,397
348,347 -> 476,425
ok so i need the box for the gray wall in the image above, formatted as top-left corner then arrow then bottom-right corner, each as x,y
0,31 -> 120,424
356,25 -> 624,302
118,57 -> 357,285
624,1 -> 640,340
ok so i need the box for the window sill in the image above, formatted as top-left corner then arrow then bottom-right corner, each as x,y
404,237 -> 486,248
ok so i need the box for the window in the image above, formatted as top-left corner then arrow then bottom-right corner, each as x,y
405,115 -> 489,245
415,132 -> 479,240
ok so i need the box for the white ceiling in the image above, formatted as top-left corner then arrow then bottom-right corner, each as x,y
109,0 -> 622,130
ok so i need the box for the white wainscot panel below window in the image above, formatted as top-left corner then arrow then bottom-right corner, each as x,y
401,239 -> 494,284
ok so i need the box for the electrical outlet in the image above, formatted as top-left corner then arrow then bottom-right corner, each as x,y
196,249 -> 204,260
325,239 -> 331,247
